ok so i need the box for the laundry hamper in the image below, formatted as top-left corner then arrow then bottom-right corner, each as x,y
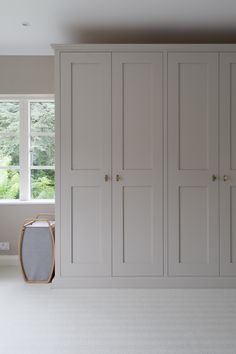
19,214 -> 55,283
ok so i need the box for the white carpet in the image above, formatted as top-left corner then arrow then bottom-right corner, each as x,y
0,267 -> 236,354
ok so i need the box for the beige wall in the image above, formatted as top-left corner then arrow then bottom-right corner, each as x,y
0,204 -> 55,255
0,56 -> 54,255
0,56 -> 54,94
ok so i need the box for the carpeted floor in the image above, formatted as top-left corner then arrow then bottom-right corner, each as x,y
0,266 -> 236,354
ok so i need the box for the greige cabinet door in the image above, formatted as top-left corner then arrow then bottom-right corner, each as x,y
220,53 -> 236,276
168,53 -> 219,276
60,53 -> 112,276
112,53 -> 164,276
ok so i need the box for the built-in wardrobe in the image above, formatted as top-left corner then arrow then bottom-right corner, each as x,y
53,45 -> 236,287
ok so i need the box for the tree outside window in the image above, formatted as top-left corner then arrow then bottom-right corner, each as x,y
0,97 -> 55,200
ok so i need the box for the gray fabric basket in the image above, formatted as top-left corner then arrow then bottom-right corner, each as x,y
19,219 -> 55,283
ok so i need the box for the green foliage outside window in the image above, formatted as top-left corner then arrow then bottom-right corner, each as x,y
0,102 -> 19,166
0,156 -> 20,199
30,102 -> 55,199
0,101 -> 19,135
0,101 -> 55,200
31,170 -> 55,199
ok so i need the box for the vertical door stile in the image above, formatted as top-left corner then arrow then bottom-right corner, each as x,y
220,53 -> 236,276
112,52 -> 164,276
60,52 -> 112,276
168,52 -> 219,276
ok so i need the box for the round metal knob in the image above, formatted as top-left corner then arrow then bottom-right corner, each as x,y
212,175 -> 217,182
223,175 -> 229,182
116,174 -> 121,182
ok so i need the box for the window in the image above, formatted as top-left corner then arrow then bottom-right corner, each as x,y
0,95 -> 55,201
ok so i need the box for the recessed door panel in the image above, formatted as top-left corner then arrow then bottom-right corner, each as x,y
122,186 -> 153,265
168,52 -> 219,276
179,187 -> 208,264
179,63 -> 208,170
112,52 -> 163,276
220,53 -> 236,276
72,63 -> 103,170
122,63 -> 153,170
230,64 -> 236,170
72,187 -> 102,265
60,52 -> 111,276
230,187 -> 236,264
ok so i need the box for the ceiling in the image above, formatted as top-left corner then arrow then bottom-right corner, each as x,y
1,0 -> 236,55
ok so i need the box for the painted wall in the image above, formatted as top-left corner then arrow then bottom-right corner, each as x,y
0,56 -> 54,255
0,56 -> 54,94
0,204 -> 55,255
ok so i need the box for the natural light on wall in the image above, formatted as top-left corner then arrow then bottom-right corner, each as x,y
0,96 -> 55,201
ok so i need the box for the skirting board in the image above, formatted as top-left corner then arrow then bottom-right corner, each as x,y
52,276 -> 236,289
0,255 -> 19,266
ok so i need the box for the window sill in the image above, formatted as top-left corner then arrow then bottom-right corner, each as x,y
0,200 -> 55,205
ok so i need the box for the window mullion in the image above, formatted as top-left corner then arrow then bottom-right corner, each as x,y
19,100 -> 30,200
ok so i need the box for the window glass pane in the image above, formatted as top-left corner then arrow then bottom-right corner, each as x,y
31,169 -> 55,199
0,136 -> 19,166
0,101 -> 19,135
31,136 -> 55,166
30,102 -> 54,133
0,169 -> 19,199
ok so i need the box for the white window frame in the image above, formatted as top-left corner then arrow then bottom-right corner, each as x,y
0,94 -> 55,204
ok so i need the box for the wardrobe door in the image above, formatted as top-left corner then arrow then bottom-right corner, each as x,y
168,53 -> 219,276
60,53 -> 111,276
220,53 -> 236,276
112,52 -> 163,276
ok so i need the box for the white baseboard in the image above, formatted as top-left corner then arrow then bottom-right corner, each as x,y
52,275 -> 236,288
0,255 -> 19,266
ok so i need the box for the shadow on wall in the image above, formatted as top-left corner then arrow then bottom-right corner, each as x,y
65,26 -> 236,43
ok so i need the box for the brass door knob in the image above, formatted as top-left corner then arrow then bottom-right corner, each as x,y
223,175 -> 229,182
212,175 -> 217,182
116,174 -> 121,182
104,174 -> 109,182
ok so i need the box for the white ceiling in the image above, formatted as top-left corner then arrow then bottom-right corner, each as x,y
0,0 -> 236,55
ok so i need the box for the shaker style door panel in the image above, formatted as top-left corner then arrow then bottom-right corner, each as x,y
168,53 -> 219,276
60,52 -> 112,276
112,52 -> 163,276
220,53 -> 236,276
